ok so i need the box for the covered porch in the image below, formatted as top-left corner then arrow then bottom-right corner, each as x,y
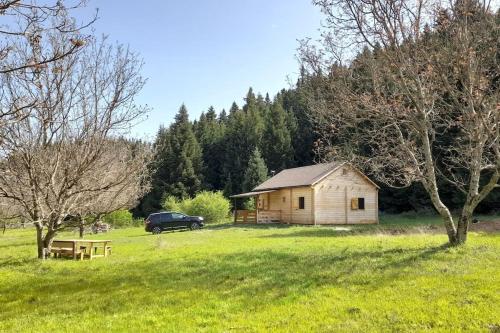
230,190 -> 281,224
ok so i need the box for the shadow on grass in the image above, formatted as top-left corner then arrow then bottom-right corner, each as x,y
205,222 -> 295,231
126,228 -> 193,237
257,225 -> 445,239
0,241 -> 34,249
0,241 -> 452,320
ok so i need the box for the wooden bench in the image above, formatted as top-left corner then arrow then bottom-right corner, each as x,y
52,239 -> 112,260
51,241 -> 84,260
79,244 -> 112,258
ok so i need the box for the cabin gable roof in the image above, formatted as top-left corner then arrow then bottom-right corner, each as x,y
252,162 -> 344,191
252,162 -> 379,191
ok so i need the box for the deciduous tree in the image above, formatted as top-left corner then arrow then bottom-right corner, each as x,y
299,0 -> 499,245
0,34 -> 149,258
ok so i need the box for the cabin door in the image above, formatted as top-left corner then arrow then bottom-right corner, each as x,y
257,196 -> 268,210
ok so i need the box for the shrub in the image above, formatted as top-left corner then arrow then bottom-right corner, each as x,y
162,196 -> 181,212
162,191 -> 230,223
103,209 -> 138,228
186,191 -> 230,223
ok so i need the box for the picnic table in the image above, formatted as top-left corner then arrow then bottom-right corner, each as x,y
51,239 -> 112,260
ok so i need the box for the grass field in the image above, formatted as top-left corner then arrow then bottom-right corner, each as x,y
1,216 -> 499,332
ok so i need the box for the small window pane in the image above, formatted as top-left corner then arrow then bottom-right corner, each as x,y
299,197 -> 305,209
358,198 -> 365,210
282,197 -> 286,203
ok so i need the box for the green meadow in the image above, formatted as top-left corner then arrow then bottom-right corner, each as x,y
1,216 -> 499,332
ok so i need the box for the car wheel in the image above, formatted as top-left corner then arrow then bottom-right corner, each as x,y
190,222 -> 200,230
152,226 -> 162,235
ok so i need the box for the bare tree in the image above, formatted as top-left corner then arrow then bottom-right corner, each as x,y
0,0 -> 96,126
0,1 -> 96,73
0,31 -> 151,258
299,0 -> 499,245
71,139 -> 151,238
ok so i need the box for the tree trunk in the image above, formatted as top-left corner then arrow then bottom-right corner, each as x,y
43,229 -> 56,258
36,224 -> 57,259
438,213 -> 458,245
36,225 -> 45,259
455,211 -> 472,245
79,221 -> 84,239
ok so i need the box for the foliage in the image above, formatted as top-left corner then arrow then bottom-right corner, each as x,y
298,0 -> 500,244
0,33 -> 150,257
162,191 -> 230,223
242,148 -> 269,192
184,191 -> 231,223
194,107 -> 226,190
162,196 -> 182,212
262,97 -> 294,172
1,220 -> 499,331
102,210 -> 140,228
163,105 -> 204,199
138,106 -> 203,216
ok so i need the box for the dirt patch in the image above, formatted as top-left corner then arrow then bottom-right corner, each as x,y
377,221 -> 500,236
470,220 -> 500,233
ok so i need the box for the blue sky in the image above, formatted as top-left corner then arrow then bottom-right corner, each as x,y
84,1 -> 323,139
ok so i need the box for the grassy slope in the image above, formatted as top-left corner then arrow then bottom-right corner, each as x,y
0,216 -> 499,332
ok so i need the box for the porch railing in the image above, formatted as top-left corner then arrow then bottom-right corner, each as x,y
235,210 -> 257,224
257,210 -> 281,223
234,210 -> 281,224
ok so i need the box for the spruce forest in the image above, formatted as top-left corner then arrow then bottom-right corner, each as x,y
137,83 -> 499,217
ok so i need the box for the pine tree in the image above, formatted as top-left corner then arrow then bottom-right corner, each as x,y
280,88 -> 316,166
218,108 -> 228,124
196,106 -> 226,190
262,97 -> 294,172
243,87 -> 256,113
221,90 -> 266,196
222,103 -> 246,195
163,105 -> 203,198
243,147 -> 268,192
134,126 -> 171,215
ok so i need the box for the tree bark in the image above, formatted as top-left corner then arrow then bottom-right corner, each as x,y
456,207 -> 473,245
36,223 -> 57,259
35,224 -> 45,259
43,229 -> 56,259
79,218 -> 84,239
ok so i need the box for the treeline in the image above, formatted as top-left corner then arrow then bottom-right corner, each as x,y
135,87 -> 499,217
135,88 -> 315,216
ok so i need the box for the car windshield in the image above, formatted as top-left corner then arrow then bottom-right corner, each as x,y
171,213 -> 185,219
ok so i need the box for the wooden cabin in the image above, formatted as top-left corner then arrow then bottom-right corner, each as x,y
231,162 -> 379,225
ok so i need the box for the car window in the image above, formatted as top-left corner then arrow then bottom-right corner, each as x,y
171,213 -> 185,220
160,213 -> 172,222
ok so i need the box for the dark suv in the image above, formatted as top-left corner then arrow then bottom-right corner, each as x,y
144,212 -> 204,234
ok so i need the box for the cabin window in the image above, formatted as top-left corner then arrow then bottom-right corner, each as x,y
351,197 -> 365,210
298,197 -> 305,209
358,198 -> 365,209
342,168 -> 348,175
282,197 -> 286,203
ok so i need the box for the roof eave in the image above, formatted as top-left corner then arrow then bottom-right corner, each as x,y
310,162 -> 346,187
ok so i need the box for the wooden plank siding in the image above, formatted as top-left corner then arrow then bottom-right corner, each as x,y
257,186 -> 314,224
313,166 -> 378,224
250,164 -> 378,225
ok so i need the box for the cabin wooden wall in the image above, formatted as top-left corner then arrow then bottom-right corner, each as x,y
313,166 -> 378,224
258,186 -> 314,224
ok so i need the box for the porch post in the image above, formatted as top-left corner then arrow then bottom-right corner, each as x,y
255,195 -> 259,223
233,198 -> 237,223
